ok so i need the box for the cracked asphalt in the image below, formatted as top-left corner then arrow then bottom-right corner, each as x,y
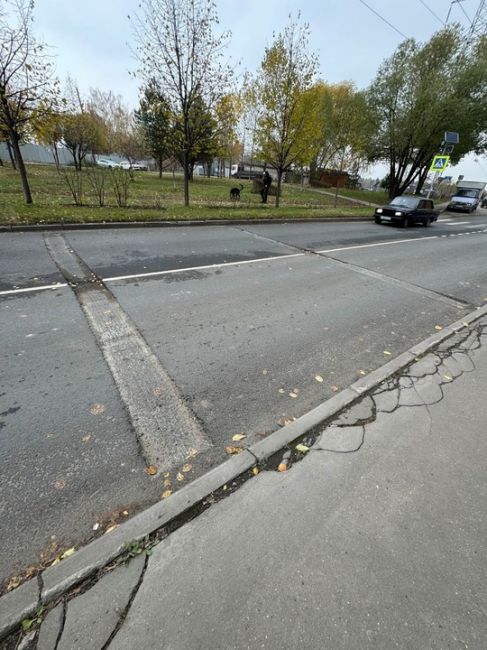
17,315 -> 487,650
1,215 -> 487,590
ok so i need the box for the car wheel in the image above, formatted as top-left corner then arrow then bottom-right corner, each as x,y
375,216 -> 381,224
407,216 -> 414,228
423,218 -> 431,227
400,217 -> 407,228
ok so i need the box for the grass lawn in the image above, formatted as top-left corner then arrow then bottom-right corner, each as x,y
331,187 -> 389,205
0,164 -> 373,225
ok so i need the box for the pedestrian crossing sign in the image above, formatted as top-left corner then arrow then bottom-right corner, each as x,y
430,155 -> 450,172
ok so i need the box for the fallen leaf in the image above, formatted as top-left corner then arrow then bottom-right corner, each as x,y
60,547 -> 75,560
330,385 -> 339,392
122,510 -> 129,516
50,558 -> 60,566
277,418 -> 293,427
262,369 -> 268,375
278,462 -> 288,472
435,325 -> 443,331
383,350 -> 392,356
164,472 -> 170,478
315,374 -> 324,382
288,392 -> 298,398
358,369 -> 366,376
7,576 -> 21,591
462,322 -> 469,327
188,448 -> 198,458
152,386 -> 163,397
90,403 -> 106,415
278,388 -> 285,394
81,434 -> 91,443
145,465 -> 158,476
163,478 -> 171,488
232,433 -> 246,441
105,525 -> 118,534
93,523 -> 100,531
252,467 -> 259,476
54,479 -> 66,490
225,445 -> 243,455
176,472 -> 185,482
182,464 -> 192,473
161,490 -> 172,499
444,375 -> 453,381
295,443 -> 310,453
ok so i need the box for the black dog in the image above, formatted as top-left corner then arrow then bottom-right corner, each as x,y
230,184 -> 244,200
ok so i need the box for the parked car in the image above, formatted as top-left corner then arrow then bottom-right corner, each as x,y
119,161 -> 149,171
447,180 -> 485,213
374,196 -> 439,227
96,158 -> 120,169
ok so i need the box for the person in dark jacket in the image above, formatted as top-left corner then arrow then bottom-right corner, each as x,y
261,170 -> 272,204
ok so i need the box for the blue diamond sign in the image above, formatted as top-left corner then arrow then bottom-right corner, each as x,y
430,155 -> 450,172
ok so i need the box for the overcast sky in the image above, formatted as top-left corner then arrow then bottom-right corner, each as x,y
32,0 -> 487,180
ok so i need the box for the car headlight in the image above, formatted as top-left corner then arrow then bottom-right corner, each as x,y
376,208 -> 383,214
394,211 -> 403,216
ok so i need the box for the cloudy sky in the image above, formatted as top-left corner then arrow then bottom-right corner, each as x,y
32,0 -> 487,180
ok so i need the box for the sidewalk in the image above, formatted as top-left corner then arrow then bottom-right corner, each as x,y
20,322 -> 487,648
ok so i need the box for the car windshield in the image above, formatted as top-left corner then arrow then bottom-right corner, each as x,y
457,189 -> 478,198
390,196 -> 420,209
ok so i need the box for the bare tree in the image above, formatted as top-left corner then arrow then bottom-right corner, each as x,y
132,0 -> 232,206
0,0 -> 58,203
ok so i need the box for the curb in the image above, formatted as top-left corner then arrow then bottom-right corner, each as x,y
1,303 -> 487,639
0,216 -> 372,233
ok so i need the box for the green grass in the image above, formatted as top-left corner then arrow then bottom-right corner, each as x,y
0,164 -> 373,225
330,187 -> 389,205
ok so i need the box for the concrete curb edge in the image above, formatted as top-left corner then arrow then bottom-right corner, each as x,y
0,216 -> 372,233
2,303 -> 487,639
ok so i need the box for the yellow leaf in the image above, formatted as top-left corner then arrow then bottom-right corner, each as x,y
182,464 -> 192,473
225,445 -> 243,455
358,369 -> 366,376
295,443 -> 309,453
232,433 -> 246,441
163,478 -> 171,488
105,525 -> 118,534
90,403 -> 106,415
278,461 -> 288,472
314,374 -> 324,382
278,388 -> 285,394
435,325 -> 443,331
50,558 -> 60,566
176,472 -> 184,482
288,392 -> 298,398
252,467 -> 259,476
383,350 -> 392,356
161,490 -> 172,499
444,375 -> 453,381
145,465 -> 158,476
277,418 -> 293,427
188,448 -> 198,458
60,547 -> 75,560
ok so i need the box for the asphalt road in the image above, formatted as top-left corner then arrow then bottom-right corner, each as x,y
1,211 -> 487,586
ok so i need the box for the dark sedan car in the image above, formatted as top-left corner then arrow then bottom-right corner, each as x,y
374,196 -> 439,227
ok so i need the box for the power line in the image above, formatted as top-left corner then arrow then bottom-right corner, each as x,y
358,1 -> 408,39
418,0 -> 445,25
458,2 -> 472,24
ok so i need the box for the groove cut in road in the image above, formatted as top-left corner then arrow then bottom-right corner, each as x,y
44,233 -> 210,468
237,226 -> 472,311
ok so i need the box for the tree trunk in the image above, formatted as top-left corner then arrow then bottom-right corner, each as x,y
183,150 -> 190,206
6,139 -> 16,170
158,156 -> 163,179
415,165 -> 429,195
52,145 -> 60,171
10,132 -> 33,204
275,169 -> 282,208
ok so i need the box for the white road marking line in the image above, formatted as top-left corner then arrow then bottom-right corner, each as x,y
0,283 -> 67,296
316,236 -> 437,254
445,221 -> 471,225
103,253 -> 305,282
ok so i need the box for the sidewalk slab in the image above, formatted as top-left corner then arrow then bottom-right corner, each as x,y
105,345 -> 487,649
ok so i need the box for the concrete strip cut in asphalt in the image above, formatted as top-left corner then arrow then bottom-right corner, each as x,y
44,233 -> 210,468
